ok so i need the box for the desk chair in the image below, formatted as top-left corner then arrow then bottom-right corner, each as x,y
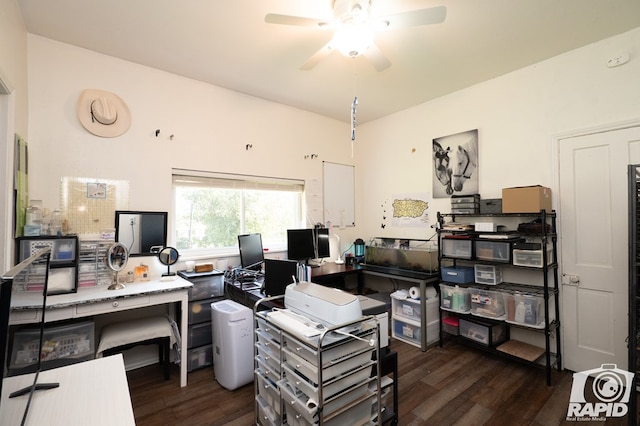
97,316 -> 176,380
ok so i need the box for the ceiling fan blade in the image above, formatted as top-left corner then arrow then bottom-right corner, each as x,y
363,43 -> 391,72
300,41 -> 334,71
382,5 -> 447,28
265,13 -> 329,28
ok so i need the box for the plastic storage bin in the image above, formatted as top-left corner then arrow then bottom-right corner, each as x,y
439,284 -> 471,313
187,321 -> 213,348
459,318 -> 507,347
441,266 -> 474,284
392,317 -> 438,347
187,344 -> 213,371
392,318 -> 421,346
442,316 -> 459,335
391,296 -> 439,323
179,270 -> 224,301
16,236 -> 78,264
474,264 -> 503,285
442,238 -> 473,259
474,240 -> 514,263
512,248 -> 553,268
10,320 -> 94,373
392,296 -> 421,323
469,287 -> 505,318
188,297 -> 217,324
503,292 -> 544,327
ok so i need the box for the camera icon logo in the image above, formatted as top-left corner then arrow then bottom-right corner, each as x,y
567,364 -> 634,419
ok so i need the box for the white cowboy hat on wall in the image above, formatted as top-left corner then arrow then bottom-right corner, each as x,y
77,89 -> 131,137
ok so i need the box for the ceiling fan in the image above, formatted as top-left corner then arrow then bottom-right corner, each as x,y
265,0 -> 446,72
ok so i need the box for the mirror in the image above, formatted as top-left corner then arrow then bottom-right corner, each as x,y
114,211 -> 168,256
105,242 -> 129,290
158,247 -> 179,278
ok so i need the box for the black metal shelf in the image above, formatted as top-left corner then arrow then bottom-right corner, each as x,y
441,332 -> 560,369
436,209 -> 561,386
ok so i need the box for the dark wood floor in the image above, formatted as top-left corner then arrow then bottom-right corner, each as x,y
127,339 -> 635,425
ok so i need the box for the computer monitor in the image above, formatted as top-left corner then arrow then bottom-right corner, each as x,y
313,227 -> 330,259
286,229 -> 315,262
237,233 -> 264,271
264,259 -> 298,296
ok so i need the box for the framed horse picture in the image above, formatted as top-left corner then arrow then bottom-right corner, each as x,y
432,129 -> 478,198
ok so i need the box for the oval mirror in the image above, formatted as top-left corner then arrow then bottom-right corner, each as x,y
158,246 -> 179,278
106,242 -> 129,290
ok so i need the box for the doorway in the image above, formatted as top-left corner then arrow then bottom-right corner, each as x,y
558,123 -> 640,372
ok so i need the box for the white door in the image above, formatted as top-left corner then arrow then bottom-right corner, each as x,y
559,125 -> 640,372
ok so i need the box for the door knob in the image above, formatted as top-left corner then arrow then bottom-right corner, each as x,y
562,274 -> 580,286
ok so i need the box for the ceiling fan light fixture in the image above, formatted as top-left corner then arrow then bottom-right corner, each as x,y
330,23 -> 374,57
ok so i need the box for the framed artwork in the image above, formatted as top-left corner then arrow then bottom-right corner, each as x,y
432,129 -> 479,198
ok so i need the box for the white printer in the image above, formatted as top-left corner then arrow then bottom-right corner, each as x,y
284,281 -> 362,326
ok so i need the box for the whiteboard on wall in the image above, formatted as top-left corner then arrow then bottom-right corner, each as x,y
323,161 -> 355,227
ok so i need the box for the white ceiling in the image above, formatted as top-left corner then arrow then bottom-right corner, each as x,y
17,0 -> 640,124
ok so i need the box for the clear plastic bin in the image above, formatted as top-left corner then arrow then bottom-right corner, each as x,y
469,287 -> 505,318
10,320 -> 94,372
512,248 -> 553,268
442,316 -> 459,335
503,292 -> 544,326
459,318 -> 507,347
439,284 -> 471,313
442,238 -> 473,259
187,344 -> 212,371
187,321 -> 212,348
188,298 -> 217,324
474,240 -> 513,262
474,264 -> 503,285
391,296 -> 439,324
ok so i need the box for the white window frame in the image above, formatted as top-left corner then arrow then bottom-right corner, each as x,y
171,168 -> 305,258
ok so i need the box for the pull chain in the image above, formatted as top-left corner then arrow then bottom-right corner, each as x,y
350,58 -> 358,157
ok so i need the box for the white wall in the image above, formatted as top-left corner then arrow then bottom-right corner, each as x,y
26,35 -> 358,265
0,0 -> 28,135
23,28 -> 640,267
356,27 -> 640,242
0,0 -> 29,270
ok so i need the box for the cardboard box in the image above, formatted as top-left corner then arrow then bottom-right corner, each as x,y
502,185 -> 552,213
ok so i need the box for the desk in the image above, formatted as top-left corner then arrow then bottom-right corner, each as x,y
9,278 -> 192,387
310,263 -> 363,292
0,354 -> 135,425
228,263 -> 439,351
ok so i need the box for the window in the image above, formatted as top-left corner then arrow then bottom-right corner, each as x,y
172,170 -> 305,255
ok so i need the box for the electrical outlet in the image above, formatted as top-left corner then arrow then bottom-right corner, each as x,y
130,218 -> 136,225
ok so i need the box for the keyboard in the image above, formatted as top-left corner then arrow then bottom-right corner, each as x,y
237,283 -> 261,293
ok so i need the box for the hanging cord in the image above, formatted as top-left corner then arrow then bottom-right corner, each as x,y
350,59 -> 358,157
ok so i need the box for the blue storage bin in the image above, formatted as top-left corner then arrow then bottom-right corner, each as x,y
441,266 -> 475,284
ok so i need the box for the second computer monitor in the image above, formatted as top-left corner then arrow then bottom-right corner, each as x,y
314,228 -> 330,259
237,233 -> 264,271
